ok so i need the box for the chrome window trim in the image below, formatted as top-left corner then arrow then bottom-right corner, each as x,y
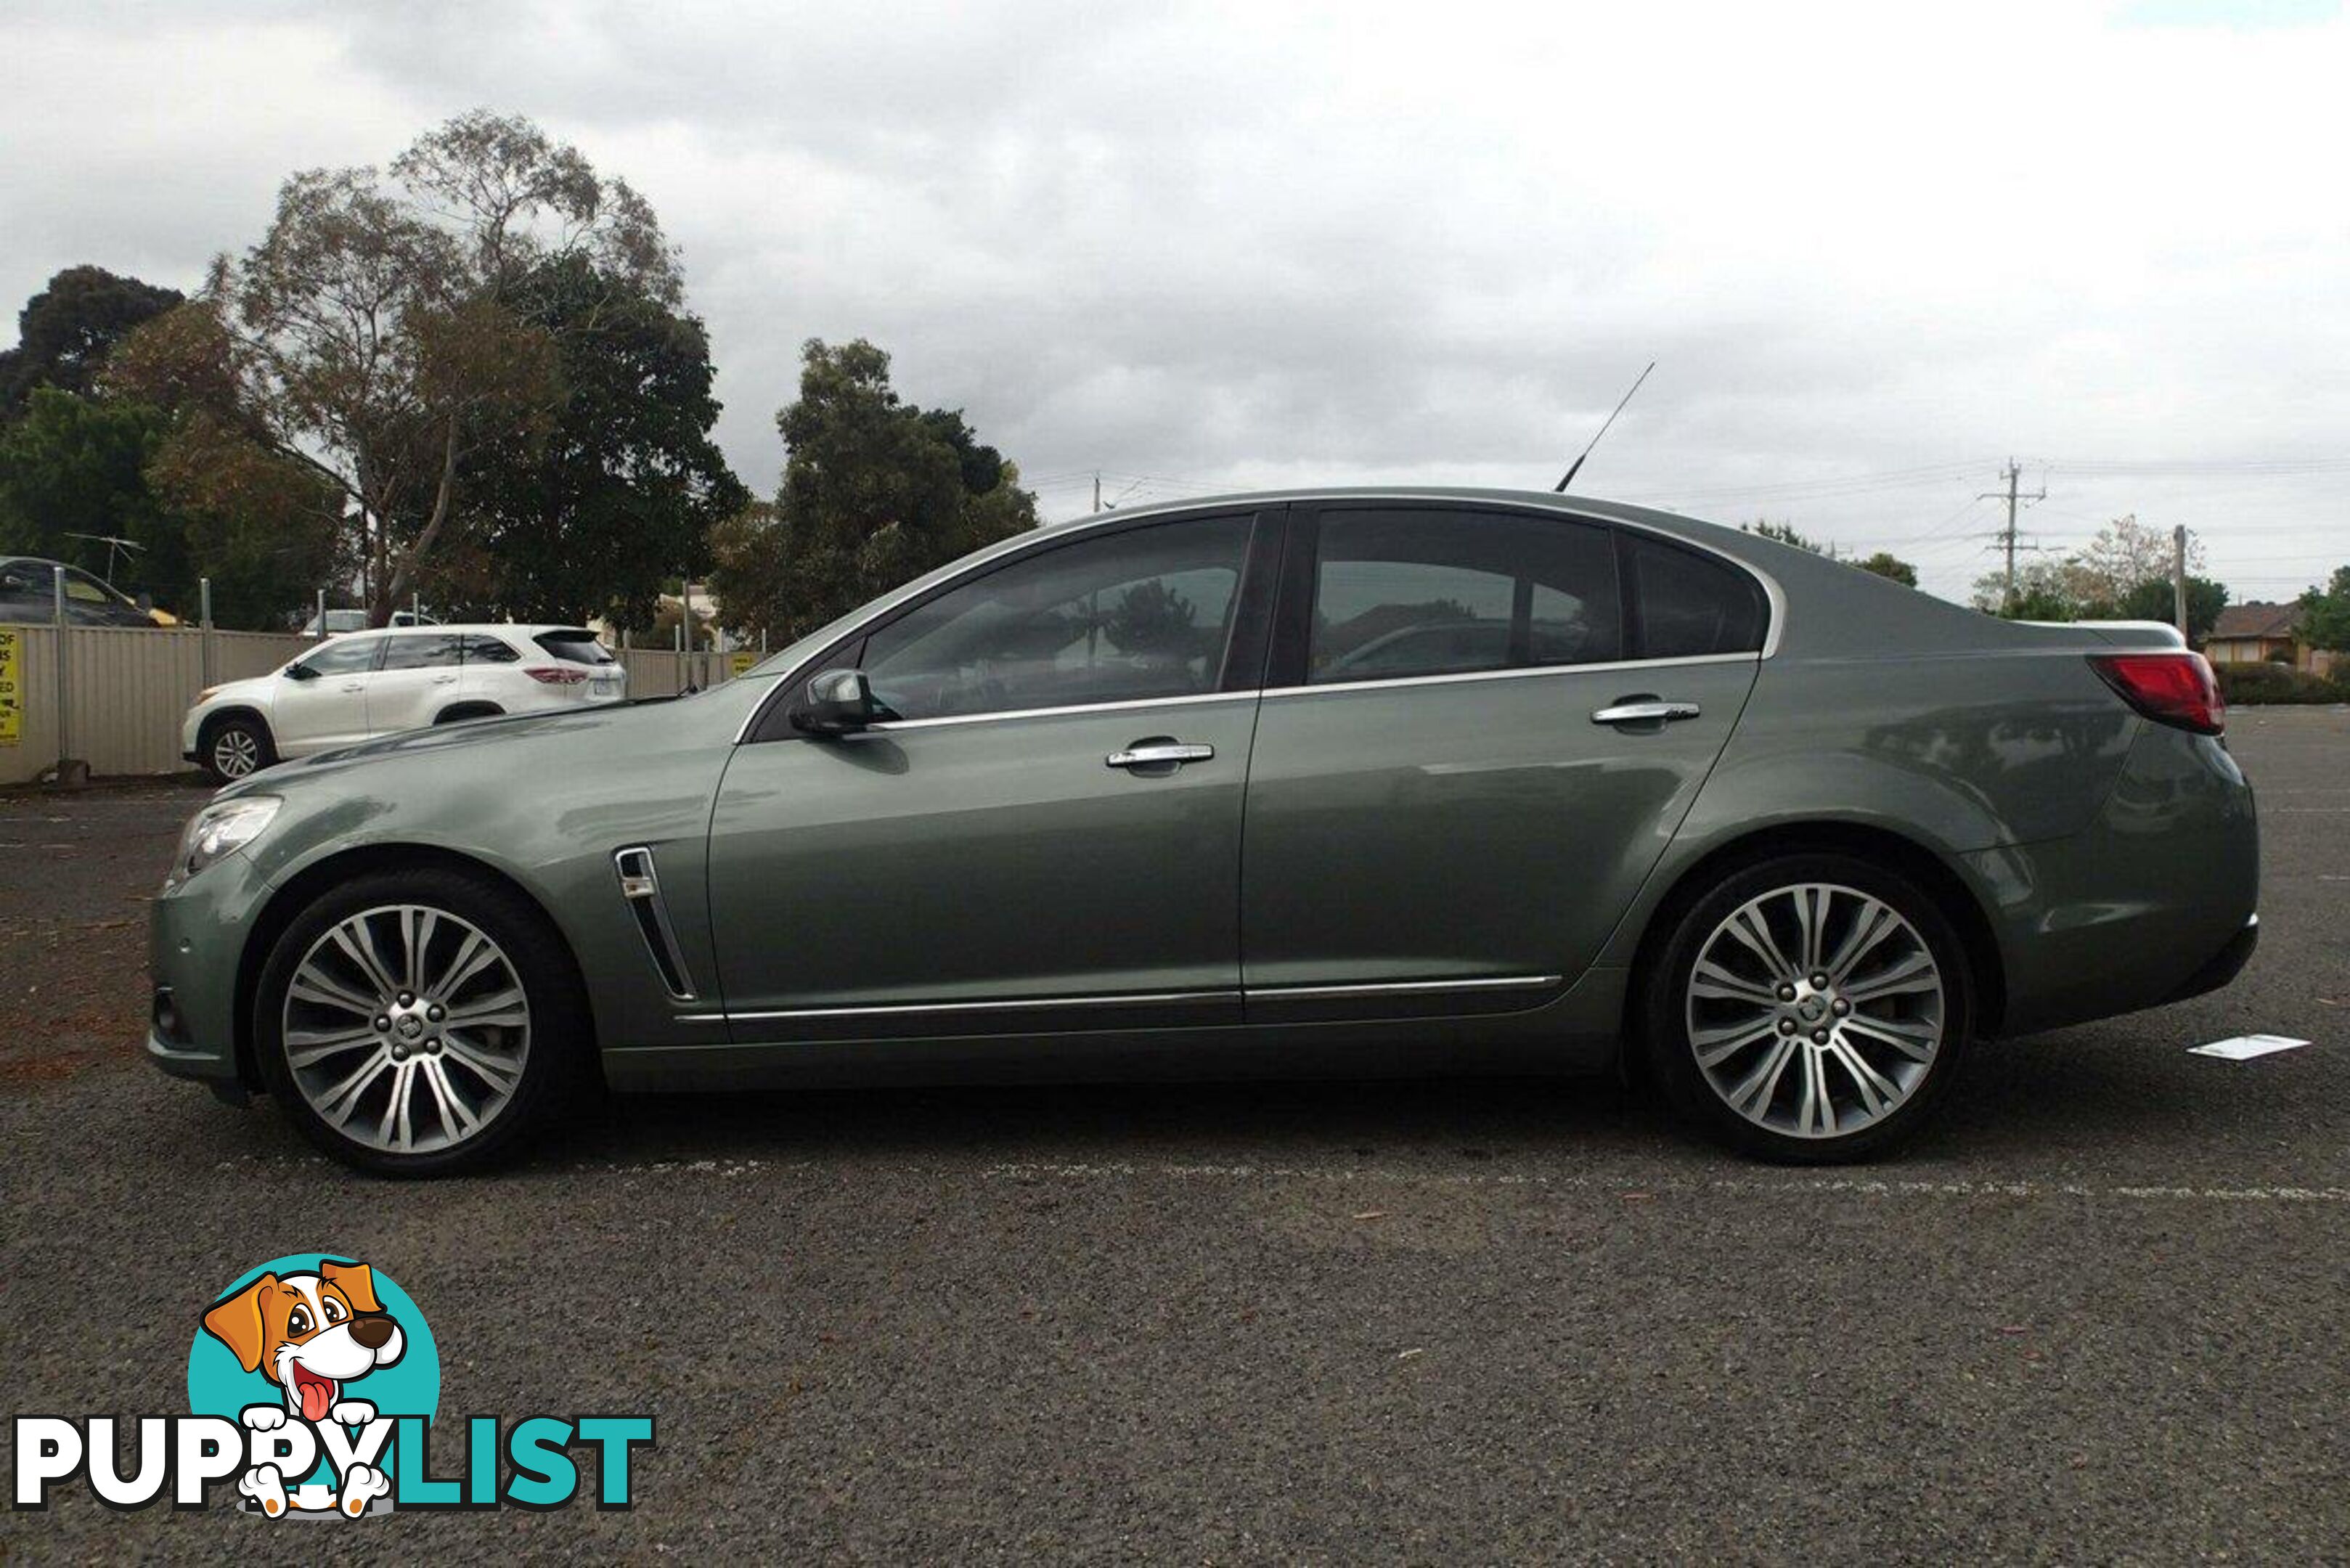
867,688 -> 1254,734
733,490 -> 1784,743
1262,650 -> 1758,702
759,652 -> 1759,739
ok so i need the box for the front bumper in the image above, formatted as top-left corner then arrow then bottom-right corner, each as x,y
146,847 -> 273,1088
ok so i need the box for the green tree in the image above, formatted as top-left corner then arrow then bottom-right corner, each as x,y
2299,566 -> 2350,653
0,266 -> 184,417
112,111 -> 677,626
442,257 -> 747,626
710,338 -> 1038,641
2116,574 -> 2227,644
1853,551 -> 1918,587
1741,519 -> 1823,552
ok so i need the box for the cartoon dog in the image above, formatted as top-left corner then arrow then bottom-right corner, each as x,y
200,1259 -> 405,1516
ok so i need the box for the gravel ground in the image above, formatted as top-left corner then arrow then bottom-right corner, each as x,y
2,709 -> 2346,1561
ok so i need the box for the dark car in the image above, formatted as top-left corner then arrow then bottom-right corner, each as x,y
0,556 -> 161,627
144,489 -> 2259,1175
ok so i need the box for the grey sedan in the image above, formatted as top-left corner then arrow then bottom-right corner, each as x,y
145,489 -> 2258,1174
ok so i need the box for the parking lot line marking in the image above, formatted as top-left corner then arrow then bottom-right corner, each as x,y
973,1160 -> 2350,1205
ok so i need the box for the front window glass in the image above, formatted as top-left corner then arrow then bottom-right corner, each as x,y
1308,509 -> 1619,682
861,516 -> 1252,721
296,636 -> 383,677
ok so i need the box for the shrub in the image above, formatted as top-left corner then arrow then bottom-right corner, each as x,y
2211,661 -> 2350,706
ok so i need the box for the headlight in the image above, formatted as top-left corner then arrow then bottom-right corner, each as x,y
168,796 -> 282,886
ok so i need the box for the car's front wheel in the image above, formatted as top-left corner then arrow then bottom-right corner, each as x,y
200,714 -> 275,783
252,867 -> 589,1176
1643,852 -> 1973,1162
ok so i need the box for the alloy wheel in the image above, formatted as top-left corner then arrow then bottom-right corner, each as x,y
279,904 -> 532,1154
211,727 -> 261,778
1684,882 -> 1945,1139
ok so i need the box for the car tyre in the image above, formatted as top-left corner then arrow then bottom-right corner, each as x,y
200,713 -> 276,783
1642,852 -> 1973,1164
252,867 -> 592,1177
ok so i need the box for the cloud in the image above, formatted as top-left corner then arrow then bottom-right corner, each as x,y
3,0 -> 2346,601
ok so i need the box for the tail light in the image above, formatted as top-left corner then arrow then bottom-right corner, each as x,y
524,666 -> 589,685
2088,651 -> 2224,736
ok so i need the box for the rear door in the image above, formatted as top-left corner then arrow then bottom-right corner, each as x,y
367,631 -> 466,735
1239,502 -> 1763,1018
271,634 -> 385,753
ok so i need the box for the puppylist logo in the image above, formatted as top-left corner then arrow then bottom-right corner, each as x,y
13,1254 -> 653,1516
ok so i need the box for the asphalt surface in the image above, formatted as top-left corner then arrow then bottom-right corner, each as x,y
2,709 -> 2346,1562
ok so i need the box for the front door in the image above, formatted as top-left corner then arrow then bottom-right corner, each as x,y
707,510 -> 1276,1040
1239,503 -> 1763,1016
272,634 -> 385,754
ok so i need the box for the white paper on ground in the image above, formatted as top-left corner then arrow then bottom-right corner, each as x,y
2189,1034 -> 2312,1061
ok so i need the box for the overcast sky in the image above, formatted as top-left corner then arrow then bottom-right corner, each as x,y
4,0 -> 2345,603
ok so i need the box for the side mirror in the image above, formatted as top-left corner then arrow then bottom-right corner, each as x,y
791,668 -> 880,735
285,662 -> 320,682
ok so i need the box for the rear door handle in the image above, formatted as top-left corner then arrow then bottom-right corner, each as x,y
431,674 -> 458,685
1106,742 -> 1215,769
1591,701 -> 1701,725
339,682 -> 365,693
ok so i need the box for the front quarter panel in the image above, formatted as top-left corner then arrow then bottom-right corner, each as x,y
173,693 -> 757,1070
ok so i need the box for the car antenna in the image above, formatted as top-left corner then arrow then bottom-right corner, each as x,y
1553,362 -> 1654,492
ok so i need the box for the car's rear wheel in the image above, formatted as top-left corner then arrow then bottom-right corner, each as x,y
252,867 -> 589,1176
201,714 -> 274,783
1643,852 -> 1973,1162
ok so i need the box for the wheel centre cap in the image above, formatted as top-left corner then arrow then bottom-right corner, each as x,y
1798,995 -> 1828,1022
394,1013 -> 427,1041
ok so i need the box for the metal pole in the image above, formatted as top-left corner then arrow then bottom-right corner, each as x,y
2173,525 -> 2189,640
315,588 -> 327,640
200,577 -> 216,689
52,565 -> 70,773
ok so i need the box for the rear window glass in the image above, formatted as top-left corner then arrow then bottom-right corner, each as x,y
460,635 -> 521,665
1623,536 -> 1766,658
534,630 -> 616,665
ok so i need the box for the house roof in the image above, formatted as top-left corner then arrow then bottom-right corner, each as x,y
2211,602 -> 2301,640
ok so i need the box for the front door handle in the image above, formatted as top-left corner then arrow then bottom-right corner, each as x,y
1591,700 -> 1701,726
431,674 -> 458,685
339,682 -> 365,693
1106,741 -> 1215,769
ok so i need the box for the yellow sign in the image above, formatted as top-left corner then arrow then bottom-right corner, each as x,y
0,626 -> 20,746
728,650 -> 759,679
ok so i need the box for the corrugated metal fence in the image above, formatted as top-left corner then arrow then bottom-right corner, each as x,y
0,621 -> 756,788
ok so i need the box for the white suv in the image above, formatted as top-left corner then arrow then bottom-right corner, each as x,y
182,624 -> 628,782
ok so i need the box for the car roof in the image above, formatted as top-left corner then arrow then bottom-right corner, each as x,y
364,623 -> 595,637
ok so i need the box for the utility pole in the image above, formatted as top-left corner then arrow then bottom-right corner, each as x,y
1980,459 -> 2047,614
2173,524 -> 2189,640
1093,471 -> 1102,513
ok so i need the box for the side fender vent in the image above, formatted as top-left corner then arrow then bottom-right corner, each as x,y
613,846 -> 697,1001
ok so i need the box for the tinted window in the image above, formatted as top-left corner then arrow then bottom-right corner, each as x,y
1308,509 -> 1618,683
378,633 -> 464,670
1623,536 -> 1766,658
460,635 -> 521,665
296,636 -> 383,677
534,630 -> 616,665
64,571 -> 112,604
862,516 -> 1252,721
0,562 -> 46,597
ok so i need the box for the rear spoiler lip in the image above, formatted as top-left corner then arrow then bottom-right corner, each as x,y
2020,618 -> 2189,649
